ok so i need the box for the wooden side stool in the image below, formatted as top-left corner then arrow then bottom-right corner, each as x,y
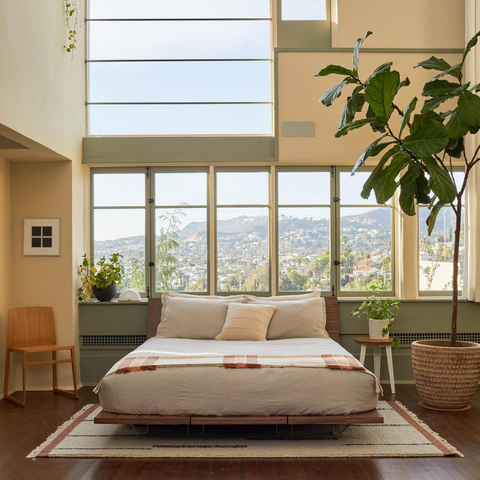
4,306 -> 78,406
354,337 -> 395,395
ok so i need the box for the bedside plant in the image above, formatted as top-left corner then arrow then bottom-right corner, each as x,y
351,286 -> 400,348
77,253 -> 125,302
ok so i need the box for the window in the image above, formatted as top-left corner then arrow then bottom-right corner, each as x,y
87,0 -> 272,135
277,168 -> 331,292
281,0 -> 327,21
92,171 -> 147,292
338,171 -> 394,294
418,171 -> 465,295
216,170 -> 270,292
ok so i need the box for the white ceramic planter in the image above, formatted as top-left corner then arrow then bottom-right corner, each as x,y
369,318 -> 390,340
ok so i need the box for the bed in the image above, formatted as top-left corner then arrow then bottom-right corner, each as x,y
94,296 -> 383,426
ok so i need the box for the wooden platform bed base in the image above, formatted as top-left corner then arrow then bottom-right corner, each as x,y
94,409 -> 383,426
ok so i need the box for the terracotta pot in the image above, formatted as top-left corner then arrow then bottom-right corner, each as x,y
412,340 -> 480,410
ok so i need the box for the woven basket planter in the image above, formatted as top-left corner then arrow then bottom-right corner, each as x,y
412,340 -> 480,410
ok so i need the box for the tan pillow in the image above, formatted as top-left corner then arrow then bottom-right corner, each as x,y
246,296 -> 328,340
160,292 -> 246,325
157,296 -> 245,339
215,304 -> 277,341
246,291 -> 320,302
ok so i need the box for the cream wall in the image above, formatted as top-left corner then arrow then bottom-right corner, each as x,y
278,52 -> 463,164
0,0 -> 85,162
333,0 -> 465,49
0,158 -> 11,398
6,162 -> 79,392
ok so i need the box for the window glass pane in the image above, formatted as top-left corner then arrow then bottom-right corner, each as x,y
340,171 -> 390,205
155,172 -> 207,206
278,208 -> 330,291
89,0 -> 270,19
93,173 -> 145,206
340,207 -> 392,291
282,0 -> 327,20
89,21 -> 271,60
94,209 -> 146,291
217,207 -> 269,292
88,104 -> 272,135
89,61 -> 271,103
217,172 -> 269,205
155,208 -> 208,292
278,171 -> 330,205
419,206 -> 464,292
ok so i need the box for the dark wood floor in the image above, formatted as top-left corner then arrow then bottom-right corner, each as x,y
0,386 -> 479,480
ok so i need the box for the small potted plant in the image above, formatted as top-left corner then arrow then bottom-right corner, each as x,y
77,253 -> 125,302
351,285 -> 400,348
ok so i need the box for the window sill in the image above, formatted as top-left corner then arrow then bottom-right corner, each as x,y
79,299 -> 148,305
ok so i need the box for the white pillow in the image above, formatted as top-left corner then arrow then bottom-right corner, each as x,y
246,291 -> 320,302
246,296 -> 328,340
157,295 -> 245,339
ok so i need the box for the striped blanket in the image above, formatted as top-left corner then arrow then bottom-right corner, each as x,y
94,353 -> 382,394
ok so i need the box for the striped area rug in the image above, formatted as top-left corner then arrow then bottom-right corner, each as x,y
28,402 -> 462,458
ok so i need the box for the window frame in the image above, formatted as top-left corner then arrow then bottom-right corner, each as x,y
417,166 -> 466,298
335,166 -> 396,298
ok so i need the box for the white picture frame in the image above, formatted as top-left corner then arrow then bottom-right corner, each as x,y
23,218 -> 61,256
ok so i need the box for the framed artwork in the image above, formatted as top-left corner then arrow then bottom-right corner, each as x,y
23,218 -> 61,256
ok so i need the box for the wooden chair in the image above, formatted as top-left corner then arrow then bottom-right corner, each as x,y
4,306 -> 78,406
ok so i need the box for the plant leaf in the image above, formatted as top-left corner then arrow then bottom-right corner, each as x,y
360,145 -> 401,199
351,135 -> 393,174
314,65 -> 355,77
446,111 -> 470,139
415,56 -> 452,73
462,31 -> 480,65
422,79 -> 468,97
400,161 -> 420,195
353,31 -> 373,75
365,62 -> 393,84
415,169 -> 431,204
399,188 -> 416,216
433,63 -> 463,81
423,156 -> 457,203
398,77 -> 411,91
421,95 -> 454,113
457,90 -> 480,128
365,71 -> 400,123
426,201 -> 445,235
338,86 -> 365,130
319,78 -> 348,106
402,113 -> 449,157
445,137 -> 464,159
335,117 -> 378,138
373,153 -> 408,204
399,97 -> 417,138
366,105 -> 387,133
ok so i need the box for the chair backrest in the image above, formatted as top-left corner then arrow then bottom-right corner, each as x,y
7,307 -> 56,349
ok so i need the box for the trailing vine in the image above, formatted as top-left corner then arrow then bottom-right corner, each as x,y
64,0 -> 80,58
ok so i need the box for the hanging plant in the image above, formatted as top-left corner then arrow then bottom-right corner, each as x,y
64,0 -> 80,58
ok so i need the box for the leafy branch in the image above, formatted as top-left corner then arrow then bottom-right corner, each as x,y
64,0 -> 80,58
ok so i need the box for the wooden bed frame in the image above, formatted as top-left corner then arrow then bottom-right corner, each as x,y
95,296 -> 383,427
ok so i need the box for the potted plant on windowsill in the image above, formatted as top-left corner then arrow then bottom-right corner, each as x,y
77,253 -> 125,302
316,31 -> 480,410
351,285 -> 400,347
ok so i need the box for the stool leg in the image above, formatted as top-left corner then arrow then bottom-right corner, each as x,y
386,345 -> 395,395
373,346 -> 381,383
359,345 -> 367,365
21,351 -> 27,406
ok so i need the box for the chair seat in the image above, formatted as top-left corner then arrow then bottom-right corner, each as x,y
10,344 -> 74,353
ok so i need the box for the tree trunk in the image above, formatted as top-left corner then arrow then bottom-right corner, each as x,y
450,196 -> 462,348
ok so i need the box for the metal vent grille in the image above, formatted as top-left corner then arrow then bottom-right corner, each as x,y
82,335 -> 147,347
396,333 -> 480,345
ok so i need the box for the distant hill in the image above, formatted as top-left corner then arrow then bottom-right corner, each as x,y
342,208 -> 391,230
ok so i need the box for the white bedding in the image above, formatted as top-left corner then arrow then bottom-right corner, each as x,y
98,337 -> 378,416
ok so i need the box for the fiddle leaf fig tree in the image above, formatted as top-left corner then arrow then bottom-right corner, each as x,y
315,31 -> 480,347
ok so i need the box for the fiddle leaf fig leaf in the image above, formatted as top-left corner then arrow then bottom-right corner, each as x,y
421,95 -> 454,113
365,62 -> 393,84
446,111 -> 470,139
415,170 -> 431,204
353,31 -> 373,74
399,97 -> 417,138
365,70 -> 400,123
400,162 -> 420,195
462,31 -> 480,65
335,117 -> 379,137
422,79 -> 469,97
398,77 -> 411,91
351,135 -> 394,174
319,78 -> 349,106
314,65 -> 355,77
433,63 -> 463,81
426,201 -> 445,236
360,145 -> 401,199
366,105 -> 387,133
423,156 -> 457,203
373,153 -> 408,204
402,113 -> 449,157
338,86 -> 365,130
415,56 -> 452,73
445,137 -> 464,159
457,90 -> 480,128
399,188 -> 416,216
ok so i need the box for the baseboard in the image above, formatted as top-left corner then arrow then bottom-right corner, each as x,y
6,383 -> 83,395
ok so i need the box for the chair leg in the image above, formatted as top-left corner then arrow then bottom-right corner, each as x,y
53,348 -> 79,400
4,351 -> 26,406
4,349 -> 10,399
21,352 -> 27,406
52,351 -> 57,390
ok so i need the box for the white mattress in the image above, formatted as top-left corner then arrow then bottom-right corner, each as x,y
98,337 -> 378,416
